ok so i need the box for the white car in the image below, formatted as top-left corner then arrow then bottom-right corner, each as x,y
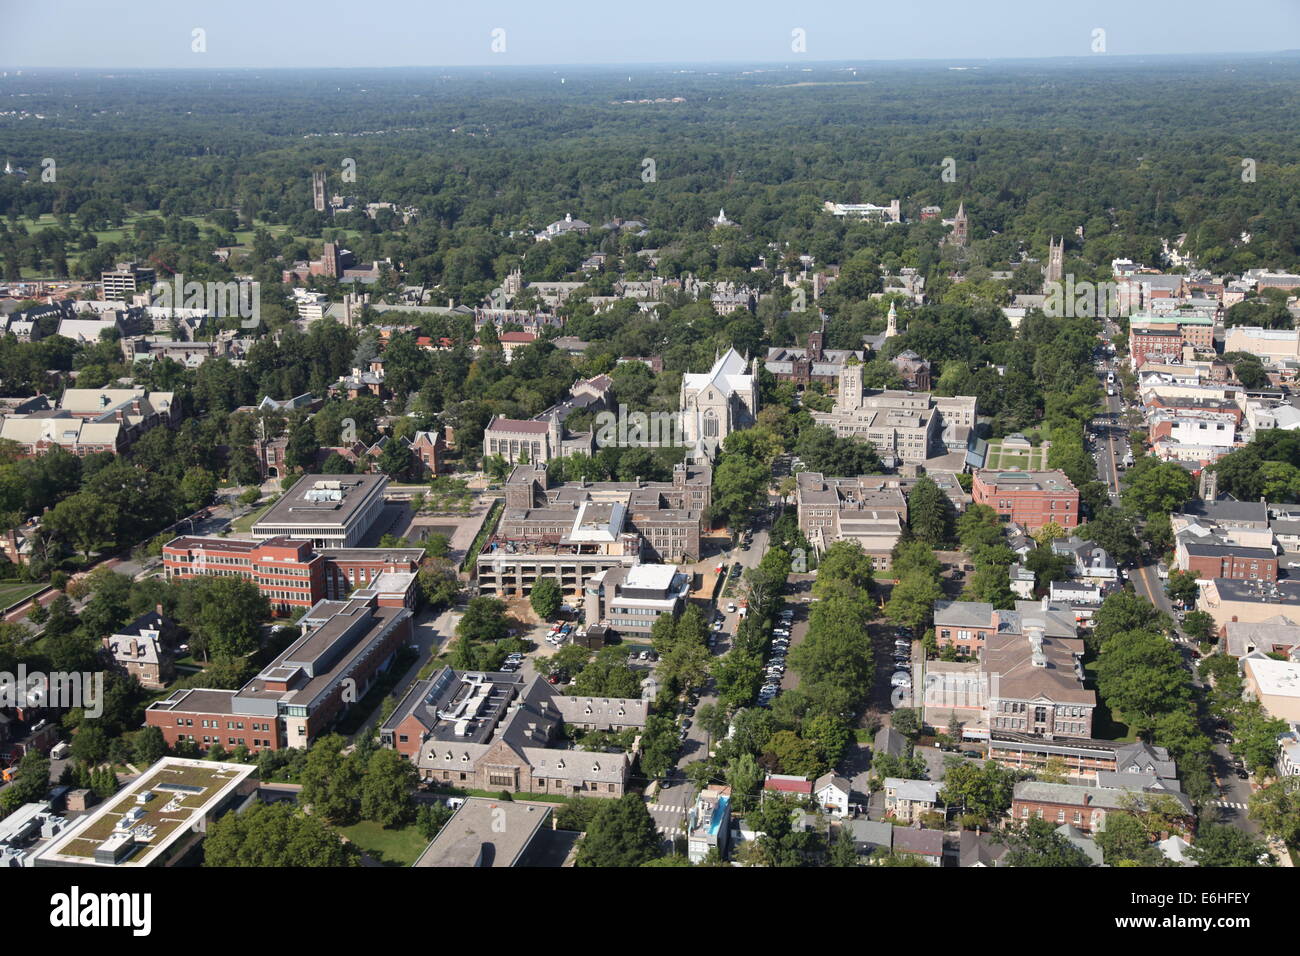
890,672 -> 912,688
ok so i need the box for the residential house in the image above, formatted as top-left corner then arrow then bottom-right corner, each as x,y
883,778 -> 942,823
813,773 -> 851,818
101,608 -> 176,690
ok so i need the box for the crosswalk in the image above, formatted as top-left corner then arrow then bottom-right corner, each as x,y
648,803 -> 687,814
1213,800 -> 1248,810
648,802 -> 687,835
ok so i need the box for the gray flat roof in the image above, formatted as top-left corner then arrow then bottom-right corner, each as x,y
413,798 -> 551,867
254,474 -> 387,530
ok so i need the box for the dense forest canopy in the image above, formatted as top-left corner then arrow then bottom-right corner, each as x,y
1,56 -> 1298,291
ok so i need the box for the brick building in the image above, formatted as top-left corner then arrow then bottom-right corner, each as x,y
145,592 -> 414,752
162,535 -> 422,613
1012,778 -> 1193,835
972,469 -> 1079,532
476,462 -> 711,597
408,430 -> 448,477
1179,541 -> 1278,583
101,608 -> 177,690
381,668 -> 645,798
1128,327 -> 1184,369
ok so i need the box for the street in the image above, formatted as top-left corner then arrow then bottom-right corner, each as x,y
645,501 -> 776,842
1092,354 -> 1262,835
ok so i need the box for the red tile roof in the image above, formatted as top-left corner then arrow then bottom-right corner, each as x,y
763,776 -> 813,794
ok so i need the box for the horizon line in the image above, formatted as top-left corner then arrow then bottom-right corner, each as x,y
4,49 -> 1300,74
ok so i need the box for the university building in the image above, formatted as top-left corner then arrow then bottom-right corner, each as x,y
162,535 -> 422,613
972,469 -> 1079,532
476,462 -> 710,597
145,591 -> 415,752
252,474 -> 389,549
381,667 -> 646,798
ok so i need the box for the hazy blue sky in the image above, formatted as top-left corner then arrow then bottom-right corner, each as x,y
5,0 -> 1300,69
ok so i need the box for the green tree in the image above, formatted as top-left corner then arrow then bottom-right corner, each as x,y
1249,776 -> 1300,846
1186,822 -> 1274,867
956,503 -> 1005,554
133,726 -> 168,766
1123,460 -> 1196,519
813,540 -> 875,595
1181,609 -> 1217,645
456,596 -> 509,643
299,735 -> 362,826
938,759 -> 1015,822
44,492 -> 118,558
576,793 -> 662,867
360,748 -> 418,827
1090,591 -> 1167,653
1094,629 -> 1188,733
179,467 -> 219,513
711,454 -> 769,532
764,730 -> 828,779
71,724 -> 109,765
885,571 -> 942,633
204,801 -> 359,867
1165,570 -> 1200,607
1004,818 -> 1092,867
1096,811 -> 1165,866
907,476 -> 953,547
890,708 -> 921,738
529,578 -> 562,621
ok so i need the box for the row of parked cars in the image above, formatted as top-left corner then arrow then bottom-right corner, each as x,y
757,607 -> 796,706
892,632 -> 913,689
546,622 -> 573,646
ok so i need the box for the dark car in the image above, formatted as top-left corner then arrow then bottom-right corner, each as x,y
962,750 -> 983,759
1236,767 -> 1250,780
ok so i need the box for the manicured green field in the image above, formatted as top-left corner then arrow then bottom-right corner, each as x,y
0,582 -> 45,608
984,443 -> 1048,471
337,820 -> 430,867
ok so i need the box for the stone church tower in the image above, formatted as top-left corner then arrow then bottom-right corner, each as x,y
312,170 -> 327,213
950,201 -> 969,247
1045,237 -> 1065,285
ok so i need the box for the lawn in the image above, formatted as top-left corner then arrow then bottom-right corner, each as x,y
337,819 -> 429,866
231,500 -> 275,534
0,581 -> 45,609
984,443 -> 1049,471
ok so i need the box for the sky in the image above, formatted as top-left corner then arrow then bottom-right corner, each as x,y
4,0 -> 1300,69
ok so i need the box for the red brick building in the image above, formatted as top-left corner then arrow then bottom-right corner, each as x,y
145,592 -> 414,752
1179,543 -> 1278,583
162,535 -> 422,613
408,430 -> 448,477
1128,327 -> 1184,368
972,470 -> 1079,532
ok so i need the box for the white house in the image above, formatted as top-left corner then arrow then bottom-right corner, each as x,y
813,773 -> 851,818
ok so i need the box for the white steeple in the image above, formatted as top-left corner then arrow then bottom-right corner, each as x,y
885,301 -> 898,338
